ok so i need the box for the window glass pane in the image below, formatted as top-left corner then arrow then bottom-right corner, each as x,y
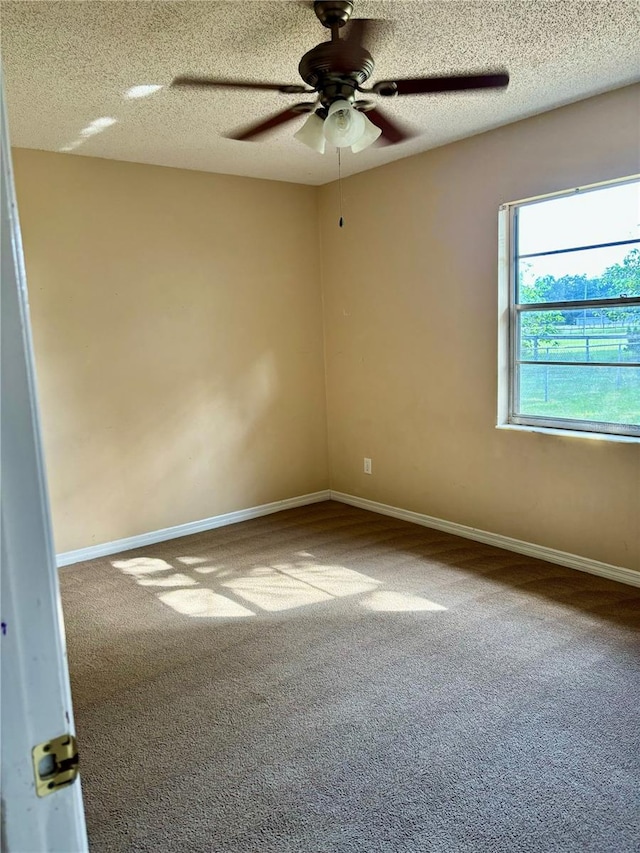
517,245 -> 640,303
517,181 -> 640,256
517,364 -> 640,426
518,307 -> 640,364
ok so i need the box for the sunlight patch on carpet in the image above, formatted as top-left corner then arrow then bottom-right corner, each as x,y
273,562 -> 381,597
137,573 -> 197,588
221,568 -> 333,612
158,588 -> 255,618
113,557 -> 174,575
112,554 -> 441,618
360,590 -> 447,612
192,566 -> 230,575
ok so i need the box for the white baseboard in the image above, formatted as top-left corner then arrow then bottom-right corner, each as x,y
56,490 -> 331,567
330,491 -> 640,588
57,487 -> 639,588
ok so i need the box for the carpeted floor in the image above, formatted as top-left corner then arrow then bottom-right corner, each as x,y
60,501 -> 640,853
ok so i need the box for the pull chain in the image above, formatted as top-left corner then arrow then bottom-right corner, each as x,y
338,147 -> 344,228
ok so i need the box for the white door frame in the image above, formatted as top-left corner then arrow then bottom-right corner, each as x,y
1,68 -> 88,851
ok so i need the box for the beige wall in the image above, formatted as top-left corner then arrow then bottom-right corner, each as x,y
319,84 -> 640,572
13,149 -> 329,553
13,85 -> 640,570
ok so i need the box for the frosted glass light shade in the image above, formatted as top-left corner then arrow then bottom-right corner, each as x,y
294,113 -> 326,153
323,100 -> 366,148
350,112 -> 382,153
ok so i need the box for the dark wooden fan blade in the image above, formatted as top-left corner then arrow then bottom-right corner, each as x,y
366,107 -> 412,145
374,72 -> 509,96
228,105 -> 313,141
172,76 -> 309,94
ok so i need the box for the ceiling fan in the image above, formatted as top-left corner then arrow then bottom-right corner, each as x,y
171,0 -> 509,154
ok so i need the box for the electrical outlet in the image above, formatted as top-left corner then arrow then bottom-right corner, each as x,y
364,457 -> 372,475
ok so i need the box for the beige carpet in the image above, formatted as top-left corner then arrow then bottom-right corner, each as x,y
60,501 -> 640,852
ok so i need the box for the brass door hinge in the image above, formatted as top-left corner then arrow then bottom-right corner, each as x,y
32,733 -> 79,797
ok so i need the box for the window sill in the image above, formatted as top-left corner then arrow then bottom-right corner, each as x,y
496,423 -> 640,443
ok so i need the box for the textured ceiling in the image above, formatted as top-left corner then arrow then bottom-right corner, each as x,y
2,1 -> 639,185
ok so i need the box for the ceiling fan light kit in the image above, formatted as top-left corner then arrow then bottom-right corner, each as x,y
350,113 -> 382,153
295,99 -> 381,153
324,100 -> 365,146
294,112 -> 327,153
171,0 -> 509,155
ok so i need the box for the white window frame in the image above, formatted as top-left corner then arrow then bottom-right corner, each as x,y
498,175 -> 640,440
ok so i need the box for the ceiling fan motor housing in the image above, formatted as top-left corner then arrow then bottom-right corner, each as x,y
299,41 -> 374,106
313,1 -> 355,29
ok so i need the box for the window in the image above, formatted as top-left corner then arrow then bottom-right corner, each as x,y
499,177 -> 640,438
